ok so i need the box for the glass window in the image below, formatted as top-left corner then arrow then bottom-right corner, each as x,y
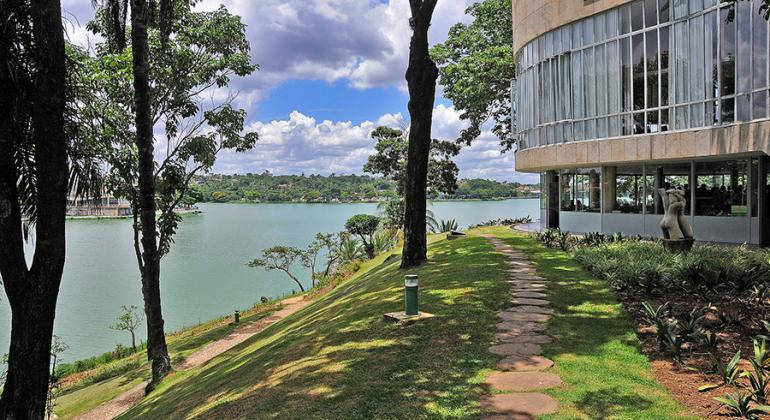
751,159 -> 758,217
621,37 -> 633,111
647,110 -> 660,132
607,9 -> 619,38
633,33 -> 645,110
608,40 -> 621,113
646,29 -> 659,109
753,2 -> 768,90
583,17 -> 595,45
721,5 -> 736,97
690,15 -> 705,103
689,0 -> 702,15
660,25 -> 671,106
595,13 -> 606,43
596,44 -> 608,116
736,94 -> 750,122
704,10 -> 718,99
736,1 -> 751,94
695,160 -> 748,217
615,166 -> 645,213
572,51 -> 584,118
632,0 -> 645,31
540,173 -> 548,210
658,163 -> 692,215
621,5 -> 631,35
561,171 -> 575,211
754,90 -> 768,120
660,0 -> 671,24
572,19 -> 583,49
661,107 -> 670,131
644,0 -> 658,27
673,0 -> 688,19
576,168 -> 601,212
674,22 -> 689,104
584,47 -> 597,117
722,97 -> 735,123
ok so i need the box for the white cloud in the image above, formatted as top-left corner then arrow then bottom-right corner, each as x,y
212,106 -> 535,183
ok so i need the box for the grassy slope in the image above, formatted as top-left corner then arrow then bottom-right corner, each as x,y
55,304 -> 279,418
121,233 -> 509,419
66,228 -> 693,419
490,227 -> 695,419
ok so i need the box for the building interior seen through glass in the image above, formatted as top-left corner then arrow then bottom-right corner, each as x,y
515,0 -> 770,149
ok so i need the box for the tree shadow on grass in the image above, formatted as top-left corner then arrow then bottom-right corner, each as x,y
576,387 -> 654,419
120,236 -> 509,420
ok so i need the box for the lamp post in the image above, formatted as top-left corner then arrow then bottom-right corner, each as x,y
405,274 -> 419,316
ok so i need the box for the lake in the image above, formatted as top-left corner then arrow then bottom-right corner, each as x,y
0,199 -> 539,362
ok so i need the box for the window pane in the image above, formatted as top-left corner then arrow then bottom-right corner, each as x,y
722,97 -> 735,123
576,169 -> 601,212
673,0 -> 688,19
721,6 -> 736,97
583,17 -> 595,45
584,47 -> 596,117
615,166 -> 645,214
633,33 -> 645,110
572,20 -> 583,49
660,26 -> 671,106
595,13 -> 606,43
736,94 -> 750,122
661,107 -> 670,131
689,0 -> 702,15
632,0 -> 645,31
695,160 -> 748,217
736,1 -> 751,94
621,37 -> 633,111
621,5 -> 631,34
561,172 -> 575,211
608,40 -> 621,113
644,0 -> 658,27
704,10 -> 718,99
607,9 -> 619,38
572,52 -> 584,118
691,102 -> 705,127
660,0 -> 671,23
646,29 -> 659,109
634,111 -> 645,134
674,22 -> 689,104
689,16 -> 705,102
596,44 -> 608,116
754,2 -> 768,89
661,163 -> 692,215
647,110 -> 660,132
754,90 -> 768,120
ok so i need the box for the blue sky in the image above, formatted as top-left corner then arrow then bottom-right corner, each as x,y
62,0 -> 534,183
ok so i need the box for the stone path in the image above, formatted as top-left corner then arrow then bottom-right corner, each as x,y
75,295 -> 312,420
480,236 -> 561,419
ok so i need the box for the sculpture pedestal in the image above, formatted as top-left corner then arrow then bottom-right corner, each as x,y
661,238 -> 694,253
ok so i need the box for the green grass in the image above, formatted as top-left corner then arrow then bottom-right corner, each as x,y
59,228 -> 694,419
55,303 -> 279,418
119,233 -> 510,419
487,227 -> 695,419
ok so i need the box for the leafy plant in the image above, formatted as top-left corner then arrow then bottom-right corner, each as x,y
345,214 -> 380,259
371,230 -> 397,254
660,321 -> 684,362
743,356 -> 770,404
701,330 -> 719,354
680,305 -> 708,343
642,301 -> 671,342
429,218 -> 458,233
714,390 -> 770,419
715,351 -> 743,386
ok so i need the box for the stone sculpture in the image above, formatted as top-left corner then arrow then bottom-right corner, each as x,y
658,188 -> 694,251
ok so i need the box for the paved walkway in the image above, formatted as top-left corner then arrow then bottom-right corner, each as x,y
75,295 -> 312,420
481,236 -> 560,419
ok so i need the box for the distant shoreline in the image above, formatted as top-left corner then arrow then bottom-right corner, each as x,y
195,196 -> 540,205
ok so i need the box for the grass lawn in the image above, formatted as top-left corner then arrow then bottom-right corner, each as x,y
60,228 -> 694,419
55,303 -> 280,419
120,233 -> 510,419
486,227 -> 695,419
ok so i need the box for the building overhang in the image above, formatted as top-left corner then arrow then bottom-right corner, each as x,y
515,120 -> 770,172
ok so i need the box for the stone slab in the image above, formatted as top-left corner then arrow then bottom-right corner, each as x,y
513,291 -> 547,298
485,371 -> 562,391
488,342 -> 543,356
383,312 -> 435,323
481,393 -> 558,417
497,355 -> 555,371
495,333 -> 553,344
496,321 -> 546,332
511,298 -> 550,306
499,312 -> 551,323
507,305 -> 554,315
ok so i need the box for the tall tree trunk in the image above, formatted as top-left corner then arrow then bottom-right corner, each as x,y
401,0 -> 439,269
0,0 -> 68,417
130,0 -> 171,391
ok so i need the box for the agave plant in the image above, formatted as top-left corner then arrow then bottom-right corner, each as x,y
642,301 -> 671,340
743,356 -> 770,404
680,305 -> 708,343
714,391 -> 770,419
429,218 -> 458,233
337,236 -> 364,264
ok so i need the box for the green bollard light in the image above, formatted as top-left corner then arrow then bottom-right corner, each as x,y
405,274 -> 419,316
234,310 -> 240,324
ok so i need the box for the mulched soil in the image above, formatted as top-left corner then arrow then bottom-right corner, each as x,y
619,292 -> 768,418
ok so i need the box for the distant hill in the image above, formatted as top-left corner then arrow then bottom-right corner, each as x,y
189,172 -> 538,203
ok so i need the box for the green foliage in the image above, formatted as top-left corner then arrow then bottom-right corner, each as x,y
345,214 -> 380,259
0,353 -> 7,389
715,351 -> 743,386
431,0 -> 514,149
714,390 -> 770,419
467,216 -> 531,229
363,126 -> 460,196
248,246 -> 306,292
429,218 -> 458,233
743,350 -> 770,404
109,305 -> 144,352
371,230 -> 398,255
680,306 -> 708,343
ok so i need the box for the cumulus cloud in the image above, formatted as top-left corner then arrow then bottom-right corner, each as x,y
212,106 -> 536,183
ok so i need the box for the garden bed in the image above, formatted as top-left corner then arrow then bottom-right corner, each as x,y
536,230 -> 770,418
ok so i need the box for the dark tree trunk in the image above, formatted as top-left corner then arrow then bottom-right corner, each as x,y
130,0 -> 171,391
0,0 -> 68,417
401,0 -> 439,269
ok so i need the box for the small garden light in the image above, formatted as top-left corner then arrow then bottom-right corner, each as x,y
405,274 -> 419,316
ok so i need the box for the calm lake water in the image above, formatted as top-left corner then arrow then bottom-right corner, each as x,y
0,199 -> 538,362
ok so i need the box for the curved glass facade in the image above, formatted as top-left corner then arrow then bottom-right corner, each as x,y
515,0 -> 770,150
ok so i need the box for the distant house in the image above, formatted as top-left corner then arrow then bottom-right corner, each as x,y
67,194 -> 132,217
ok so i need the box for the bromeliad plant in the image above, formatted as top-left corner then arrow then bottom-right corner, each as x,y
701,350 -> 743,392
642,301 -> 671,342
714,390 -> 770,420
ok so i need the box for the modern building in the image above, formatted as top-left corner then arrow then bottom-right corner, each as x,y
513,0 -> 770,244
67,194 -> 132,217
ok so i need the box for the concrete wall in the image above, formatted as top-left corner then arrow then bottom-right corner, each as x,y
560,211 -> 602,234
513,0 -> 635,54
515,121 -> 770,173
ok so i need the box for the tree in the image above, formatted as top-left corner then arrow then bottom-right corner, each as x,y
300,239 -> 323,288
46,336 -> 69,420
0,0 -> 69,416
431,0 -> 515,150
248,246 -> 306,292
314,233 -> 340,278
110,305 -> 145,352
364,126 -> 460,197
402,0 -> 439,269
345,214 -> 381,259
90,0 -> 258,390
